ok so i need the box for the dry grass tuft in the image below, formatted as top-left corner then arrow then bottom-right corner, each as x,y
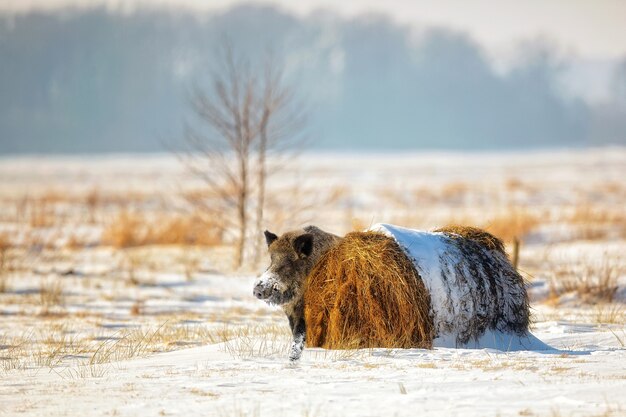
484,210 -> 540,243
218,324 -> 291,359
102,211 -> 142,247
121,252 -> 147,286
39,278 -> 64,314
439,182 -> 469,201
28,196 -> 56,228
435,225 -> 506,254
64,234 -> 86,249
304,231 -> 433,350
103,211 -> 221,248
0,272 -> 7,293
189,388 -> 219,397
85,187 -> 100,224
0,322 -> 235,375
130,301 -> 143,316
549,257 -> 622,304
0,233 -> 10,292
88,323 -> 233,364
564,205 -> 626,240
567,205 -> 626,225
177,252 -> 200,281
350,217 -> 369,232
593,304 -> 625,325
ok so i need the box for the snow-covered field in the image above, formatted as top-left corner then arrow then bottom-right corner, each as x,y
0,149 -> 625,416
3,316 -> 626,417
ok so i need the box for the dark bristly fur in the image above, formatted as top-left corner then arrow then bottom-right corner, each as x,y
254,226 -> 341,360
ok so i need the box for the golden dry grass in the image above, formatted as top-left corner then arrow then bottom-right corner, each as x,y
0,272 -> 7,293
39,278 -> 64,315
64,233 -> 88,249
484,210 -> 541,243
304,231 -> 433,350
567,205 -> 626,225
563,205 -> 626,240
218,324 -> 291,359
549,404 -> 624,417
439,209 -> 540,244
28,198 -> 55,228
0,233 -> 10,292
0,321 -> 242,374
592,304 -> 625,325
439,181 -> 469,201
102,211 -> 222,248
85,187 -> 100,224
548,257 -> 623,304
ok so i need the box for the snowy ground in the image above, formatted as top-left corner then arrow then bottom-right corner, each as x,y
3,320 -> 626,417
0,149 -> 625,416
1,272 -> 624,417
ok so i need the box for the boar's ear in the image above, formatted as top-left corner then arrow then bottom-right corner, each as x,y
293,233 -> 313,258
264,230 -> 278,247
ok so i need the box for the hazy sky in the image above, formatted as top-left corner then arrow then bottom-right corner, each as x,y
2,0 -> 626,61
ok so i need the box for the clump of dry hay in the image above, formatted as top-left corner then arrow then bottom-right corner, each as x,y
304,231 -> 433,350
435,225 -> 506,255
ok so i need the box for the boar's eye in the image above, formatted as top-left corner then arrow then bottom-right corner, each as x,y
275,262 -> 293,276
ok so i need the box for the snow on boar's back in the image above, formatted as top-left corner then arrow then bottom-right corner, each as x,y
304,224 -> 529,349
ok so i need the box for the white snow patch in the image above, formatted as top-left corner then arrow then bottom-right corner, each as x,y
434,329 -> 552,351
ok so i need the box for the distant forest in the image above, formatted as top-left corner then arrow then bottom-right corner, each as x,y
1,5 -> 625,154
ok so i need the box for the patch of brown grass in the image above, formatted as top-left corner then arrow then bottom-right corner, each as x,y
593,304 -> 625,325
85,187 -> 100,224
416,362 -> 437,369
549,257 -> 622,304
304,231 -> 433,349
219,324 -> 291,359
564,205 -> 626,240
122,251 -> 142,286
39,278 -> 64,315
439,182 -> 469,201
64,234 -> 86,249
1,321 -> 239,375
567,205 -> 626,224
103,211 -> 149,247
130,301 -> 143,316
504,177 -> 525,191
0,233 -> 10,292
189,388 -> 219,397
412,187 -> 441,205
484,210 -> 540,243
102,211 -> 222,248
350,217 -> 369,232
177,252 -> 200,281
28,197 -> 55,228
0,271 -> 7,293
550,404 -> 624,417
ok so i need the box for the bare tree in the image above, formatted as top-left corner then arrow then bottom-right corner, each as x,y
180,44 -> 306,268
252,55 -> 307,264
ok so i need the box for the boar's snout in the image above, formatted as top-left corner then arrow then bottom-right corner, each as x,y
253,273 -> 276,300
253,281 -> 266,299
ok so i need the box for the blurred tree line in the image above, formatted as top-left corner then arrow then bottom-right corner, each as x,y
1,5 -> 625,154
